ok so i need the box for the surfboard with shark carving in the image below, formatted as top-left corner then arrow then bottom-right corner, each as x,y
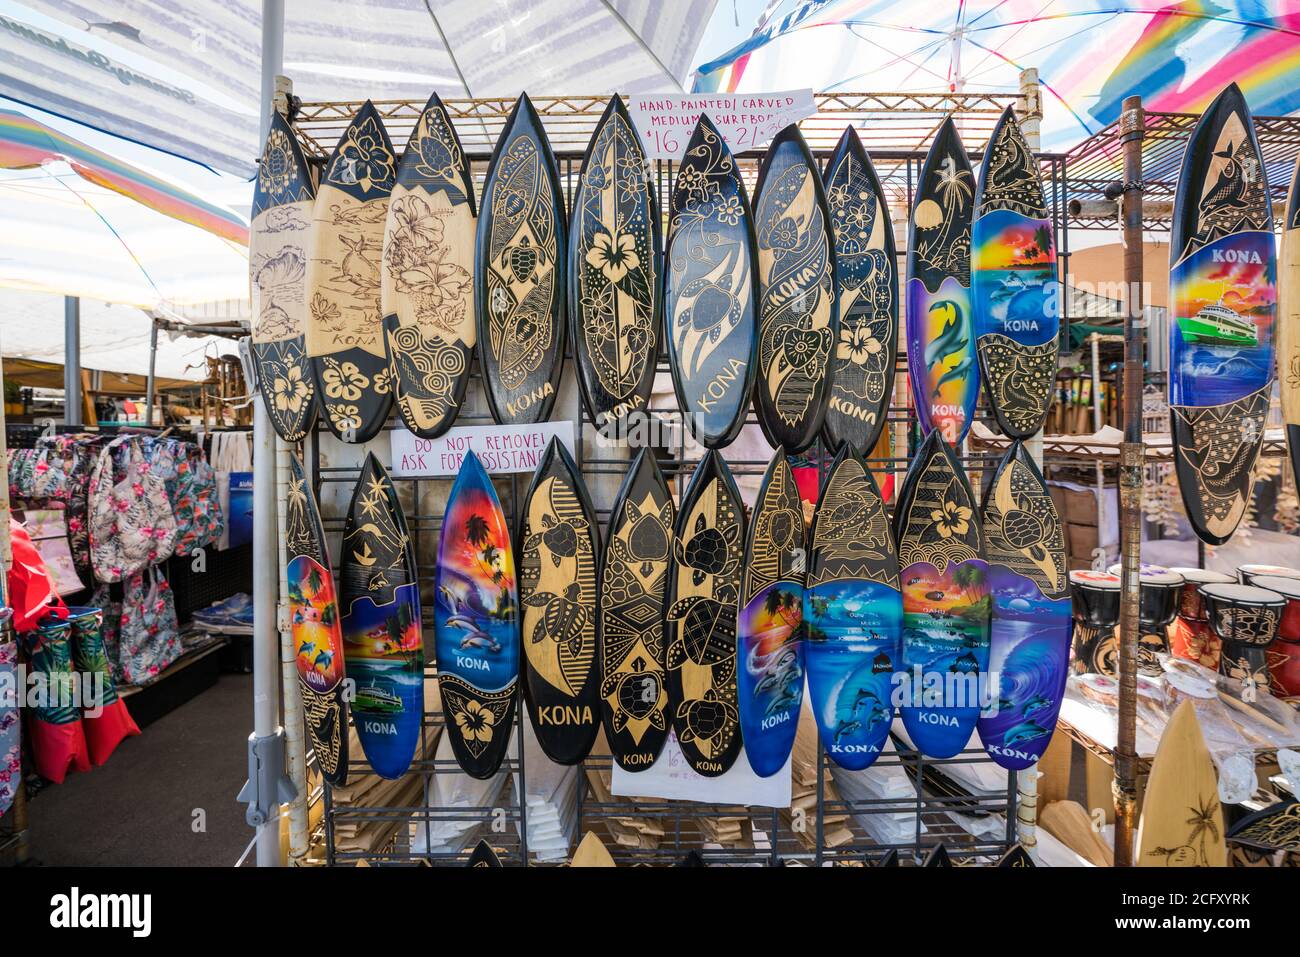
1278,153 -> 1300,481
1169,82 -> 1276,546
307,100 -> 397,443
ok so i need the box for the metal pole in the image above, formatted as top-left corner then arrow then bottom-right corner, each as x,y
145,315 -> 159,427
63,296 -> 81,426
1113,94 -> 1146,867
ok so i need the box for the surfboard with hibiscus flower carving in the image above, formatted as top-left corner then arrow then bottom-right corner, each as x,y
381,92 -> 476,439
307,101 -> 397,443
251,112 -> 318,442
1280,153 -> 1300,481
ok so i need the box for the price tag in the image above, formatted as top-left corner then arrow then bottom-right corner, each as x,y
627,91 -> 816,161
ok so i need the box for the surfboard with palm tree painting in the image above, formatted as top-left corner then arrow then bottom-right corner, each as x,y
1277,152 -> 1300,483
285,453 -> 349,786
434,450 -> 519,779
251,111 -> 318,442
381,92 -> 476,439
1137,700 -> 1226,866
517,438 -> 600,765
307,100 -> 397,443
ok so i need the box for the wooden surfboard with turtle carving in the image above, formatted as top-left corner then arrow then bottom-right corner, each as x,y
381,92 -> 476,439
307,100 -> 397,443
251,111 -> 318,441
1137,700 -> 1226,866
753,124 -> 838,452
1169,82 -> 1276,545
599,448 -> 675,771
517,438 -> 600,765
973,107 -> 1060,439
666,450 -> 745,776
475,92 -> 566,425
737,448 -> 806,777
976,440 -> 1070,771
823,126 -> 896,454
1278,153 -> 1300,481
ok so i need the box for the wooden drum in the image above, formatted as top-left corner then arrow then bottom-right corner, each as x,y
1200,583 -> 1286,694
1070,570 -> 1120,677
1237,564 -> 1300,586
1167,567 -> 1234,669
1108,563 -> 1184,676
1247,575 -> 1300,698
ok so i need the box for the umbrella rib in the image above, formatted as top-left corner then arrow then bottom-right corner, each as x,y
422,1 -> 475,97
597,0 -> 685,91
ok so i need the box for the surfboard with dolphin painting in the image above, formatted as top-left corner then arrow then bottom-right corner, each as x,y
1277,153 -> 1300,481
381,92 -> 476,439
307,100 -> 397,443
1169,82 -> 1276,546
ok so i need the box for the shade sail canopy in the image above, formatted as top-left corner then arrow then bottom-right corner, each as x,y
2,356 -> 196,393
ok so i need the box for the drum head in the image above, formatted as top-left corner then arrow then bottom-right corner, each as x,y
1070,570 -> 1120,589
1246,575 -> 1300,601
1168,567 -> 1234,585
1199,583 -> 1287,607
1107,562 -> 1184,585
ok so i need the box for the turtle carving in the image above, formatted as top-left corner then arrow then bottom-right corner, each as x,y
522,582 -> 587,655
676,688 -> 737,748
666,596 -> 737,685
610,499 -> 673,578
674,512 -> 741,586
503,234 -> 547,284
1002,507 -> 1045,551
756,504 -> 803,554
524,511 -> 589,567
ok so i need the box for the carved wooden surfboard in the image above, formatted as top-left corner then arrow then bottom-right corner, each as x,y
467,839 -> 503,867
922,844 -> 953,867
894,428 -> 989,758
665,114 -> 758,449
285,453 -> 349,786
737,448 -> 806,777
666,450 -> 745,776
976,441 -> 1071,771
571,830 -> 616,867
1137,700 -> 1226,866
570,96 -> 660,429
1170,82 -> 1276,545
906,118 -> 977,446
996,844 -> 1035,867
381,92 -> 476,439
475,93 -> 566,425
823,126 -> 897,454
804,442 -> 900,770
1279,153 -> 1300,480
434,450 -> 519,779
517,438 -> 600,765
599,448 -> 675,772
753,124 -> 838,452
338,453 -> 423,779
307,101 -> 397,443
251,112 -> 318,442
973,107 -> 1059,439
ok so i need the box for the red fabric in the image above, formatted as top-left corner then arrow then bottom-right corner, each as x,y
83,699 -> 141,766
7,519 -> 67,632
25,714 -> 90,784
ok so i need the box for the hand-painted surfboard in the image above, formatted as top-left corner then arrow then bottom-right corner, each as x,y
381,92 -> 476,439
737,448 -> 806,777
664,114 -> 758,449
517,438 -> 600,765
307,101 -> 397,443
977,441 -> 1071,771
823,127 -> 897,454
434,450 -> 519,779
1227,799 -> 1300,857
996,844 -> 1035,867
922,844 -> 953,867
894,428 -> 989,758
1137,700 -> 1226,866
251,112 -> 318,442
570,96 -> 660,430
666,450 -> 745,776
753,124 -> 838,452
285,454 -> 350,786
571,830 -> 616,867
877,848 -> 900,867
338,453 -> 423,779
467,839 -> 503,867
599,448 -> 675,771
973,107 -> 1059,439
475,93 -> 566,425
906,118 -> 977,446
804,442 -> 901,770
1279,153 -> 1300,480
1169,83 -> 1276,545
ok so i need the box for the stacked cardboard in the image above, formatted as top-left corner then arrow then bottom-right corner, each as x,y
784,699 -> 852,849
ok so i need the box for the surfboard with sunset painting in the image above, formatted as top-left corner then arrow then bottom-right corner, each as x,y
1169,82 -> 1276,546
434,451 -> 519,779
1278,153 -> 1300,481
285,453 -> 349,786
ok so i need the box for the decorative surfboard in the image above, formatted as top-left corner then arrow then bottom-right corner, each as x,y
1169,82 -> 1276,545
973,107 -> 1059,439
1227,800 -> 1300,859
569,96 -> 660,429
1136,700 -> 1226,866
467,839 -> 503,867
381,92 -> 476,439
251,111 -> 318,442
805,442 -> 901,771
922,844 -> 953,867
599,448 -> 675,772
570,831 -> 616,867
977,441 -> 1071,771
752,124 -> 838,452
475,93 -> 566,425
906,118 -> 977,446
894,428 -> 990,758
823,126 -> 897,454
434,451 -> 519,779
996,844 -> 1035,867
666,450 -> 745,776
877,849 -> 900,867
664,114 -> 758,449
307,101 -> 397,443
737,448 -> 806,777
1279,153 -> 1300,480
517,438 -> 600,765
285,454 -> 349,786
338,453 -> 423,779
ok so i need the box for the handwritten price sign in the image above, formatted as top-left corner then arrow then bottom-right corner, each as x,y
389,421 -> 575,478
627,90 -> 816,161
